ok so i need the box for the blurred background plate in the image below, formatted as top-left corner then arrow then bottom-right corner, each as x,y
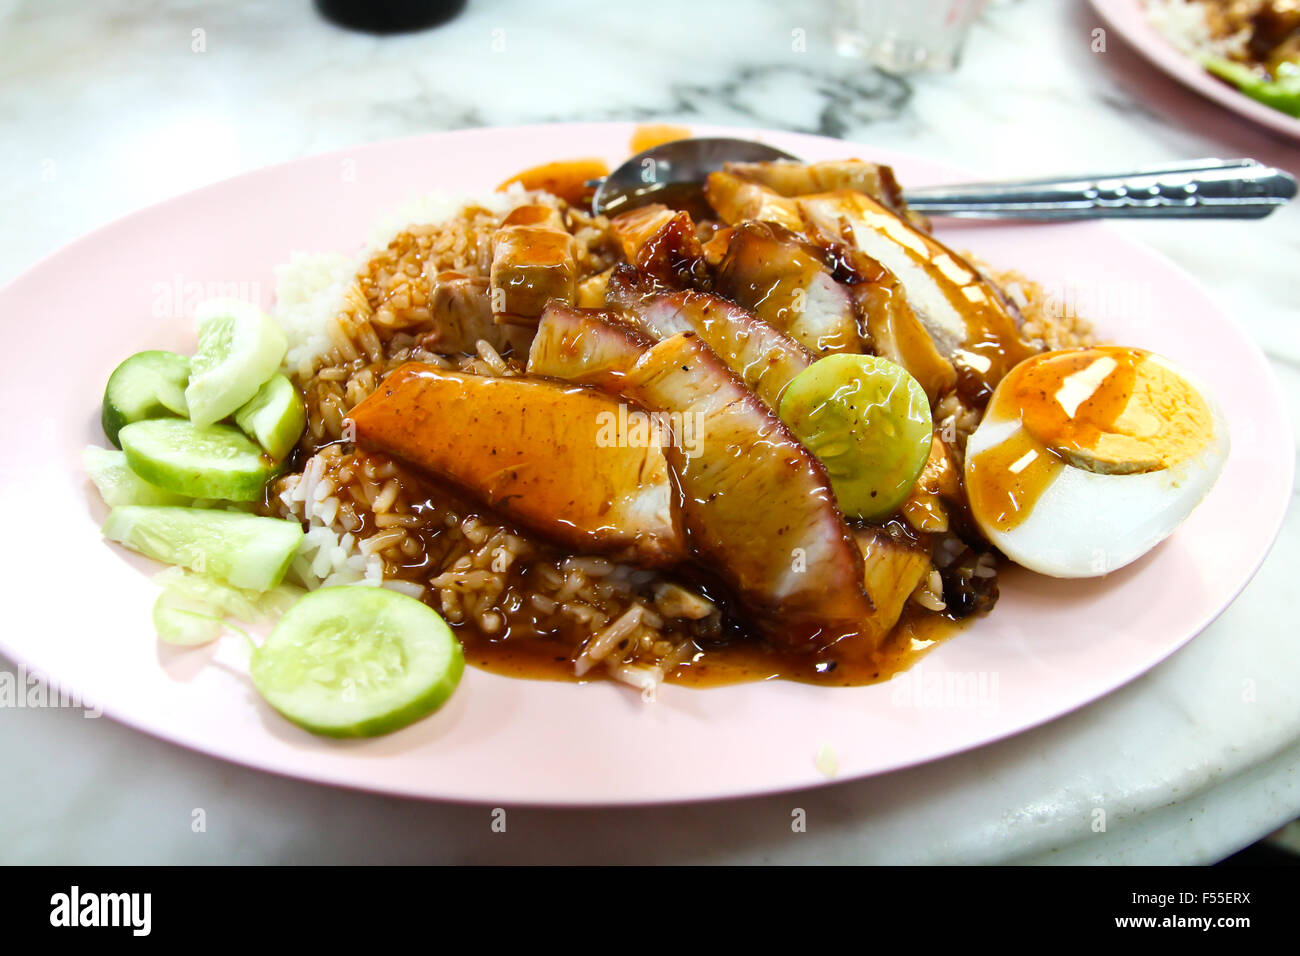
1091,0 -> 1300,142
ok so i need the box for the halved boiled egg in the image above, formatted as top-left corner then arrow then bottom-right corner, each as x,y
964,346 -> 1228,577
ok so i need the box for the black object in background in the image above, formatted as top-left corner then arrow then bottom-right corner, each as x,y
316,0 -> 467,34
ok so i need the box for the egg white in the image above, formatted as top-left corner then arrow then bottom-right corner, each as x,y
964,368 -> 1230,578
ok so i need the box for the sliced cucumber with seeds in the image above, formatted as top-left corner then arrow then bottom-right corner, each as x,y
101,350 -> 191,447
103,505 -> 304,591
185,299 -> 287,427
119,418 -> 282,501
235,374 -> 306,460
251,587 -> 464,738
83,446 -> 190,507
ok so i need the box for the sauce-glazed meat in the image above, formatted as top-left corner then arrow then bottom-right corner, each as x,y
346,364 -> 686,567
489,205 -> 578,325
619,333 -> 882,660
713,221 -> 861,354
606,265 -> 813,411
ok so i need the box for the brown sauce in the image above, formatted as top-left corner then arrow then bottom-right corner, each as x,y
965,427 -> 1065,532
457,603 -> 962,688
965,347 -> 1151,531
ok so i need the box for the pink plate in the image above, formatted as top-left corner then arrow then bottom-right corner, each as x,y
0,123 -> 1289,805
1091,0 -> 1300,142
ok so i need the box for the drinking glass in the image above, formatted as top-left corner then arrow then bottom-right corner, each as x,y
832,0 -> 985,73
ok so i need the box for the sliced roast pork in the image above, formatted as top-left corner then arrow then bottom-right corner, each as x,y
713,221 -> 861,354
796,190 -> 1035,399
346,364 -> 685,566
702,171 -> 805,232
606,266 -> 813,411
840,256 -> 958,403
416,271 -> 535,356
619,333 -> 883,658
527,302 -> 650,390
608,204 -> 709,289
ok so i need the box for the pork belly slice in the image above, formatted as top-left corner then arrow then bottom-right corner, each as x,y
842,257 -> 957,403
724,159 -> 918,224
619,333 -> 882,658
576,267 -> 613,308
855,525 -> 933,634
527,302 -> 651,390
606,266 -> 813,411
489,204 -> 577,326
797,190 -> 1035,398
609,204 -> 709,289
416,271 -> 535,356
703,171 -> 805,232
346,363 -> 685,567
713,221 -> 862,354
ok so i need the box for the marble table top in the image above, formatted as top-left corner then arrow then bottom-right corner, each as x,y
1,0 -> 1296,863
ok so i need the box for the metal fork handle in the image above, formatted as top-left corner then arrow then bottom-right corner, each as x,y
901,159 -> 1297,220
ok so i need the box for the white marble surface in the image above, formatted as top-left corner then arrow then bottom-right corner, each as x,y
1,0 -> 1297,863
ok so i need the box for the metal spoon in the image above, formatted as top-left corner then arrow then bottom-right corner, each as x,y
590,137 -> 1296,220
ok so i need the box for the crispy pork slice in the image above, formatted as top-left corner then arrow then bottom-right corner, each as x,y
703,171 -> 805,231
619,333 -> 881,657
527,302 -> 651,390
797,189 -> 1036,398
713,221 -> 861,354
724,159 -> 913,219
606,268 -> 813,411
417,271 -> 535,356
700,225 -> 736,267
854,525 -> 933,633
900,436 -> 964,534
575,267 -> 613,308
489,204 -> 577,325
609,205 -> 677,261
346,364 -> 685,566
609,204 -> 708,289
843,257 -> 957,403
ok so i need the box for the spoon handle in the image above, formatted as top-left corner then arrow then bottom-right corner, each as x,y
901,159 -> 1297,220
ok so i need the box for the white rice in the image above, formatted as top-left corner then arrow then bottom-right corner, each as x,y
1142,0 -> 1250,59
274,184 -> 541,377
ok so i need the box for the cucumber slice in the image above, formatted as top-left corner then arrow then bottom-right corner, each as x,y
153,599 -> 225,646
235,374 -> 306,460
251,587 -> 464,738
119,418 -> 282,501
101,350 -> 190,447
185,299 -> 287,427
83,446 -> 190,507
103,505 -> 304,591
153,566 -> 261,622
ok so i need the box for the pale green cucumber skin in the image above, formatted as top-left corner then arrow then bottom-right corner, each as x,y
119,419 -> 281,501
82,446 -> 191,508
101,350 -> 191,447
185,300 -> 288,428
153,599 -> 224,646
102,505 -> 304,591
235,374 -> 306,460
251,587 -> 464,739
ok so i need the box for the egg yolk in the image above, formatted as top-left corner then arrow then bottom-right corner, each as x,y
968,347 -> 1216,531
1007,347 -> 1214,475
